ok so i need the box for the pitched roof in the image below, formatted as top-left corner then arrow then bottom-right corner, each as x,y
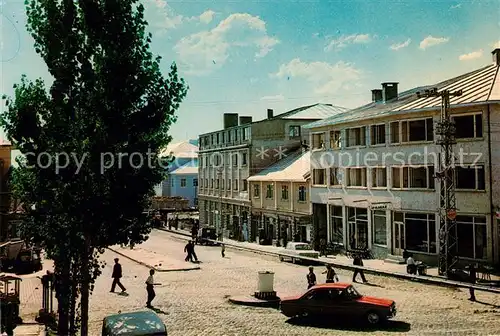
170,163 -> 198,175
247,151 -> 310,182
305,62 -> 500,129
273,103 -> 349,120
159,140 -> 198,158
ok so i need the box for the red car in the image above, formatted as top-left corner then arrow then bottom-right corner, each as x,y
279,283 -> 396,325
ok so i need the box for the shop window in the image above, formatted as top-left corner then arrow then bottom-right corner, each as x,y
298,186 -> 306,202
281,185 -> 289,200
289,125 -> 301,138
452,113 -> 483,139
456,215 -> 487,259
266,184 -> 274,199
347,207 -> 368,249
392,166 -> 435,189
456,165 -> 485,190
313,169 -> 326,185
329,205 -> 343,244
329,168 -> 340,185
253,184 -> 260,198
404,213 -> 436,253
346,127 -> 366,147
346,168 -> 367,187
372,210 -> 387,245
312,133 -> 325,149
370,124 -> 386,145
330,130 -> 341,149
371,167 -> 387,188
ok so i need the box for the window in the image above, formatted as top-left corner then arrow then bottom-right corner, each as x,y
216,133 -> 220,144
298,186 -> 306,202
171,178 -> 174,187
232,153 -> 238,166
289,126 -> 301,138
210,179 -> 214,188
346,127 -> 366,147
403,213 -> 436,253
372,210 -> 387,245
253,184 -> 260,198
216,179 -> 220,189
313,169 -> 326,185
204,179 -> 208,187
222,132 -> 225,143
181,178 -> 187,187
456,215 -> 487,259
452,113 -> 483,139
234,129 -> 239,141
370,124 -> 386,145
227,131 -> 231,142
233,179 -> 238,190
281,185 -> 289,200
346,168 -> 367,187
242,180 -> 248,191
390,122 -> 400,144
210,134 -> 214,145
391,166 -> 435,189
242,127 -> 249,140
221,179 -> 225,190
330,130 -> 341,149
371,168 -> 387,188
329,205 -> 343,244
329,168 -> 340,185
266,184 -> 274,199
456,165 -> 485,190
399,118 -> 434,142
312,133 -> 325,149
227,179 -> 231,190
347,207 -> 368,249
242,152 -> 247,165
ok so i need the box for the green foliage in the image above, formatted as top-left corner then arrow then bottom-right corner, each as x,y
1,0 -> 187,334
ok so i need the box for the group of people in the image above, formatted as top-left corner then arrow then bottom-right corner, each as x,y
184,240 -> 198,262
306,254 -> 368,288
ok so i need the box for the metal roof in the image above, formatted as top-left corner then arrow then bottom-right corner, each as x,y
305,63 -> 500,129
159,140 -> 198,158
170,163 -> 198,175
247,151 -> 310,182
281,103 -> 349,120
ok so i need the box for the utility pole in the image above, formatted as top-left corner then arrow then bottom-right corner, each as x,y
417,88 -> 463,276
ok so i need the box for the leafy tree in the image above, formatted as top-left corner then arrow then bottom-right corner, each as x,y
1,0 -> 187,334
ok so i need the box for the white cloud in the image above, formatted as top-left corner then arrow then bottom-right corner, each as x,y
199,10 -> 216,24
325,34 -> 371,51
260,94 -> 285,101
459,49 -> 483,61
419,35 -> 450,50
271,59 -> 361,95
450,4 -> 462,9
390,38 -> 411,51
175,13 -> 279,75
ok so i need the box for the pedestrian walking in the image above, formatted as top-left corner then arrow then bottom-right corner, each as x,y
221,243 -> 225,258
322,264 -> 339,283
352,254 -> 367,283
110,258 -> 126,293
468,263 -> 477,301
307,267 -> 317,289
145,269 -> 161,308
184,240 -> 193,262
191,240 -> 198,261
319,238 -> 327,257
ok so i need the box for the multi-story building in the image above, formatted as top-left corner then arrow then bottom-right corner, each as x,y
247,150 -> 311,246
198,103 -> 348,241
304,48 -> 500,266
0,143 -> 13,241
169,163 -> 199,207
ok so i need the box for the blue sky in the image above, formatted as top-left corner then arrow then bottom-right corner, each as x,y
1,0 -> 500,143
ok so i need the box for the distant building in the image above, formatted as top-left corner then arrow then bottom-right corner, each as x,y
154,140 -> 198,207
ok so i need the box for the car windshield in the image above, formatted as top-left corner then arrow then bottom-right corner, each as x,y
294,244 -> 312,250
345,286 -> 361,298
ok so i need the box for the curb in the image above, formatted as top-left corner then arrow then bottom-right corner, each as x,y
159,229 -> 500,294
228,295 -> 280,308
107,247 -> 201,272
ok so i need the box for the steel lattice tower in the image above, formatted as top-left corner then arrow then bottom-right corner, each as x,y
417,88 -> 463,276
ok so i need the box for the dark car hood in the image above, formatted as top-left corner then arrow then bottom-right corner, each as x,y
355,295 -> 394,307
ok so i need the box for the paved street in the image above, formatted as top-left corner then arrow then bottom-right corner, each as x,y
18,230 -> 500,335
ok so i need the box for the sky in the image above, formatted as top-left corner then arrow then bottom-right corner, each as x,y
1,0 -> 500,143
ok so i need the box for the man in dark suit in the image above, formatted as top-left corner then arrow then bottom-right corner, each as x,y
110,258 -> 126,293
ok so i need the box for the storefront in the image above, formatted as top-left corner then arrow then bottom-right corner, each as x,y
347,207 -> 368,249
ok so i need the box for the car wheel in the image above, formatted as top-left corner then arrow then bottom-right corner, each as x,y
279,256 -> 284,262
291,258 -> 296,264
366,311 -> 381,325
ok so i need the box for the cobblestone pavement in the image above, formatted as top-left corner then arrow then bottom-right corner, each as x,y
19,231 -> 500,336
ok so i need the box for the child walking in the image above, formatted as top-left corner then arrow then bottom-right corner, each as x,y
221,243 -> 226,258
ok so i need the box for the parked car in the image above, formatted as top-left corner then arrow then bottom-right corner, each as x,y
279,283 -> 397,325
102,310 -> 167,335
197,227 -> 218,246
279,242 -> 319,264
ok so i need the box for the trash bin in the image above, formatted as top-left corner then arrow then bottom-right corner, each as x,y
257,271 -> 275,293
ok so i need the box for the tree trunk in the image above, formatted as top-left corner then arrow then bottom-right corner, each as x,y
80,237 -> 92,336
56,260 -> 71,336
69,261 -> 79,335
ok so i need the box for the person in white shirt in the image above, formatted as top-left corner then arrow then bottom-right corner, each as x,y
145,269 -> 161,308
406,254 -> 417,274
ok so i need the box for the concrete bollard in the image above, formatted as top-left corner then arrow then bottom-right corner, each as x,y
255,271 -> 277,300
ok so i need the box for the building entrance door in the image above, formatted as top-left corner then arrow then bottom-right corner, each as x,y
393,221 -> 405,255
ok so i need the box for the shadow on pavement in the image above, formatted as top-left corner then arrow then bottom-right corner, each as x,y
474,300 -> 500,308
149,307 -> 169,315
286,316 -> 411,332
358,282 -> 384,288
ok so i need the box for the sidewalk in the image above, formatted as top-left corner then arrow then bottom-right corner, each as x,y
13,324 -> 45,336
108,245 -> 200,272
160,228 -> 500,293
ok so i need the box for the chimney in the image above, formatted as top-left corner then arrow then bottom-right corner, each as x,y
381,82 -> 399,102
371,89 -> 383,102
239,116 -> 253,125
223,113 -> 239,129
267,109 -> 274,119
492,48 -> 500,66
